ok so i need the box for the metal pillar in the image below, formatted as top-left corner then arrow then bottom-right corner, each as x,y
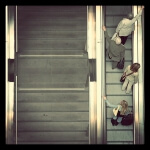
132,5 -> 145,144
5,6 -> 15,144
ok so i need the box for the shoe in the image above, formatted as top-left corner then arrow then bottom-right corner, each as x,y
114,121 -> 119,126
111,118 -> 119,126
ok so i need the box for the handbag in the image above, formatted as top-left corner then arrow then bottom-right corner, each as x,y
113,105 -> 121,116
120,71 -> 134,82
121,113 -> 133,126
117,58 -> 124,69
111,32 -> 118,41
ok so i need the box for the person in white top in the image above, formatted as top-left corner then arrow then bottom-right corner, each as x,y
122,63 -> 140,94
111,6 -> 144,45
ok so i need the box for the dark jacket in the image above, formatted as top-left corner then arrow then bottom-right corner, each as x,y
104,31 -> 125,62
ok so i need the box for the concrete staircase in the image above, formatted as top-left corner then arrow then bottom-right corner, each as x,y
15,6 -> 89,144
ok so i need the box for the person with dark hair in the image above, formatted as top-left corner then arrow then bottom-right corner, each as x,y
122,63 -> 140,94
111,6 -> 144,45
103,96 -> 130,126
102,25 -> 125,69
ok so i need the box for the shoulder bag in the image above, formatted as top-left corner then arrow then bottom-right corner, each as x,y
120,71 -> 134,82
113,105 -> 121,116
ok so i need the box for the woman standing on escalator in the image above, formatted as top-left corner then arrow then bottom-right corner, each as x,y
103,96 -> 130,126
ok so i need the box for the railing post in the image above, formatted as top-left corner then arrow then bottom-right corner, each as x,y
6,6 -> 15,144
96,5 -> 106,144
132,5 -> 145,144
87,6 -> 97,144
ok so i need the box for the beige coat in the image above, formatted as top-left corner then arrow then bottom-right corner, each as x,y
124,65 -> 139,83
116,9 -> 143,36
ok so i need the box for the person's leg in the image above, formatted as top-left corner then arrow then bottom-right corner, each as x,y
122,78 -> 129,91
126,80 -> 134,94
112,61 -> 118,69
113,116 -> 117,120
117,117 -> 123,123
111,116 -> 118,126
119,36 -> 128,45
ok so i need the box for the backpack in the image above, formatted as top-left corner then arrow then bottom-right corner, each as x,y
121,114 -> 133,125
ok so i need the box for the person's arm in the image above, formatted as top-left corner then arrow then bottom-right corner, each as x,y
103,96 -> 118,108
129,6 -> 144,25
102,26 -> 111,43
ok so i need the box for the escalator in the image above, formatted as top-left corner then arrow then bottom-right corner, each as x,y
105,6 -> 134,144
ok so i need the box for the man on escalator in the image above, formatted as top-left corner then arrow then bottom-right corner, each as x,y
111,6 -> 144,45
102,26 -> 125,69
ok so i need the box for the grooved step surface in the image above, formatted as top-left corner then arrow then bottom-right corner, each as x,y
15,122 -> 89,131
107,141 -> 133,145
18,39 -> 86,50
106,6 -> 132,15
15,112 -> 89,122
17,92 -> 89,102
106,85 -> 132,95
18,57 -> 88,88
107,131 -> 133,141
18,23 -> 86,31
18,50 -> 87,56
18,31 -> 87,39
17,132 -> 89,142
15,102 -> 89,112
18,6 -> 87,12
18,11 -> 87,20
17,141 -> 89,144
